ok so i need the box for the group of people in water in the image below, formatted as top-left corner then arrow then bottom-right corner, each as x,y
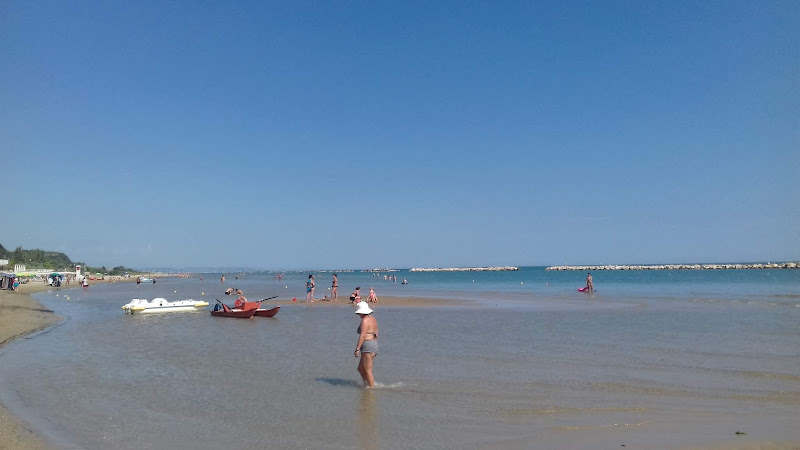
219,269 -> 606,389
301,274 -> 385,306
220,273 -> 380,388
372,272 -> 409,285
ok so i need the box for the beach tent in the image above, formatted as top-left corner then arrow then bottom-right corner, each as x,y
0,273 -> 16,290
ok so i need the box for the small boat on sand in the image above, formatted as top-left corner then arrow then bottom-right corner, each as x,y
122,298 -> 209,314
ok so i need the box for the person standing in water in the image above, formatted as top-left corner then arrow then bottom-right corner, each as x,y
586,272 -> 594,293
331,273 -> 338,302
354,302 -> 378,388
306,274 -> 315,302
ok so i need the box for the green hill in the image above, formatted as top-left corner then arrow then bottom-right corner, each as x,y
0,244 -> 73,270
0,243 -> 138,275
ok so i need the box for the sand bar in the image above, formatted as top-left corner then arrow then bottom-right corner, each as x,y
265,295 -> 471,307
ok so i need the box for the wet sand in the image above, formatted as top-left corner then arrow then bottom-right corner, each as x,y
0,277 -> 134,449
0,283 -> 61,450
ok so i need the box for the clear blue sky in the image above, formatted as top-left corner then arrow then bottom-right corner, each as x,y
2,1 -> 798,270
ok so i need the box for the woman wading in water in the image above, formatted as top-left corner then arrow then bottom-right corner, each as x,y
354,302 -> 378,387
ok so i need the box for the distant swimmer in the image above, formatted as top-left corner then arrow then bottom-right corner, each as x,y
401,278 -> 408,285
354,302 -> 378,388
221,274 -> 225,284
586,272 -> 594,293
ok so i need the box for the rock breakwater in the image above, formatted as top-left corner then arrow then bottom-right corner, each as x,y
409,266 -> 519,272
545,262 -> 798,271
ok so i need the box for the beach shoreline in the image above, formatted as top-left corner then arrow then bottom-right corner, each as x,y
0,283 -> 64,450
1,277 -> 798,449
0,276 -> 136,450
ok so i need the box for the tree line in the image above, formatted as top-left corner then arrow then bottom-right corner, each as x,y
0,243 -> 138,276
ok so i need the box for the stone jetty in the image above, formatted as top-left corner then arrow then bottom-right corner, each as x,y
545,262 -> 798,271
410,266 -> 519,272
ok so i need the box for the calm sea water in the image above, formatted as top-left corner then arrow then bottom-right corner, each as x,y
200,266 -> 800,304
1,268 -> 798,449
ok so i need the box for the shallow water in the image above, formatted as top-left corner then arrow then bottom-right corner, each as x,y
1,273 -> 799,449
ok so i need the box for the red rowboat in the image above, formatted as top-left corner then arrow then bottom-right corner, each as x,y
211,308 -> 257,318
237,300 -> 280,318
211,301 -> 257,318
254,306 -> 280,317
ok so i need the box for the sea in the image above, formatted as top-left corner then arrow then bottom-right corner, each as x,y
1,267 -> 798,449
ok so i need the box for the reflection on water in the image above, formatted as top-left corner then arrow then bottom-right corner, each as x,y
317,377 -> 365,389
358,390 -> 379,450
0,278 -> 798,449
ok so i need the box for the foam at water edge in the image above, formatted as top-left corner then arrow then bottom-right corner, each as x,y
370,381 -> 407,389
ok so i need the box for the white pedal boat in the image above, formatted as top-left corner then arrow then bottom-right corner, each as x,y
121,298 -> 209,314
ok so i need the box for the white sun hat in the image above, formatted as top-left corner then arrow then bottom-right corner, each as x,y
354,302 -> 373,315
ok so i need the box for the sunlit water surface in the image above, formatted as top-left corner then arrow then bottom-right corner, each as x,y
1,272 -> 798,449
